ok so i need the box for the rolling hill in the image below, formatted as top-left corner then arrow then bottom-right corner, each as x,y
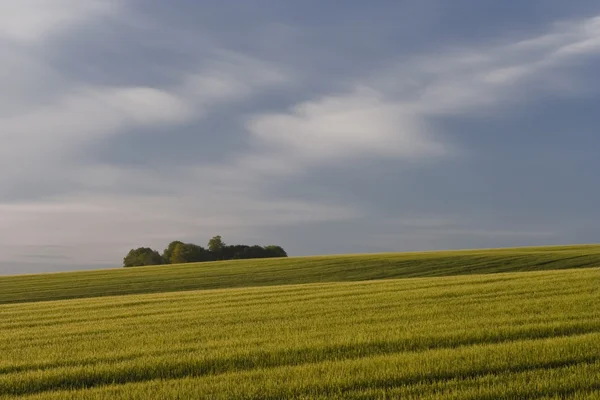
1,244 -> 600,304
2,245 -> 600,399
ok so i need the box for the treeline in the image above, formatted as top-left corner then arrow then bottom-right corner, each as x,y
123,236 -> 287,267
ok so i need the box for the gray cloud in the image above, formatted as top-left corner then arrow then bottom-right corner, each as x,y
0,1 -> 117,42
1,2 -> 600,274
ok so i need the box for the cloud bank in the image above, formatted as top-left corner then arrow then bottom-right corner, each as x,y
1,2 -> 599,273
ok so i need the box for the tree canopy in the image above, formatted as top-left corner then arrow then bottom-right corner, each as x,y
207,235 -> 225,253
123,236 -> 287,267
123,248 -> 164,268
171,243 -> 213,264
162,241 -> 184,264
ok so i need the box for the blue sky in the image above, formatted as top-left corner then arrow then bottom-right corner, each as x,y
1,0 -> 600,274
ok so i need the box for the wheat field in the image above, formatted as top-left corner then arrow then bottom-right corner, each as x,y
1,248 -> 599,399
2,245 -> 600,304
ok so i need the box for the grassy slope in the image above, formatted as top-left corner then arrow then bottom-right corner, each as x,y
1,267 -> 599,399
1,244 -> 600,304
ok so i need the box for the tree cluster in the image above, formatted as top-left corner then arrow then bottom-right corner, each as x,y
123,236 -> 287,267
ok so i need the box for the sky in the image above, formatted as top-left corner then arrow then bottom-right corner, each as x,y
1,0 -> 600,275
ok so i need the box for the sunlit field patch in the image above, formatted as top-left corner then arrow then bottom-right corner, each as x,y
1,263 -> 599,399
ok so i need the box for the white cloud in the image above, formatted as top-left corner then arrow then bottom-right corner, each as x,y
0,0 -> 117,42
0,85 -> 195,197
0,0 -> 112,117
247,87 -> 447,163
401,16 -> 600,116
242,14 -> 600,177
0,53 -> 286,148
0,49 -> 289,195
2,86 -> 192,143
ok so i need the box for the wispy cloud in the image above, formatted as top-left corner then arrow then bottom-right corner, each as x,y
240,15 -> 600,178
0,0 -> 118,42
246,87 -> 448,168
1,5 -> 599,273
0,49 -> 289,197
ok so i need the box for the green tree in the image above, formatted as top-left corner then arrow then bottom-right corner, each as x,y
264,245 -> 288,258
162,240 -> 184,264
123,248 -> 164,267
208,235 -> 226,254
123,237 -> 287,267
171,243 -> 213,264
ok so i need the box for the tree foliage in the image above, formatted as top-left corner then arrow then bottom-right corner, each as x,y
264,245 -> 288,258
222,245 -> 287,260
207,235 -> 225,254
171,243 -> 213,264
123,236 -> 287,267
123,248 -> 164,268
162,241 -> 184,264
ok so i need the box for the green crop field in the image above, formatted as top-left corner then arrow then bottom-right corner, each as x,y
1,246 -> 600,399
2,244 -> 600,305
